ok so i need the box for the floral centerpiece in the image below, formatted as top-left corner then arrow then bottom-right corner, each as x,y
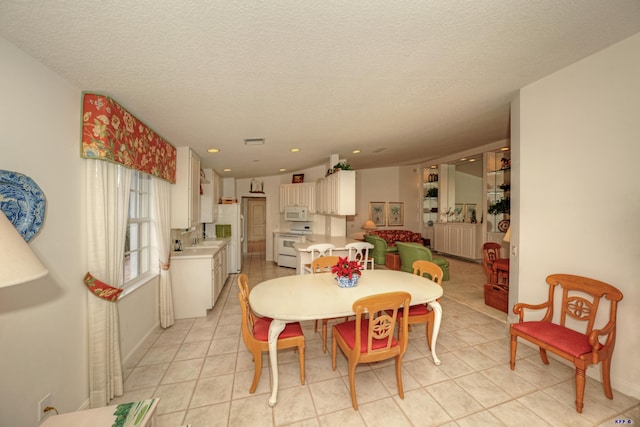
331,256 -> 362,288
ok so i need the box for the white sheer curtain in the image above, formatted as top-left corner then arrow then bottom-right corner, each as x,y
86,160 -> 130,407
151,178 -> 175,328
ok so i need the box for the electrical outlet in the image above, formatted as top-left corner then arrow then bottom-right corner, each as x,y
38,393 -> 52,422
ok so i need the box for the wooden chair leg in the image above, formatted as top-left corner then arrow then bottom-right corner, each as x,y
539,347 -> 549,364
322,319 -> 329,353
602,358 -> 614,399
575,367 -> 586,413
509,335 -> 517,370
395,355 -> 404,399
250,350 -> 262,393
348,360 -> 359,410
298,344 -> 305,385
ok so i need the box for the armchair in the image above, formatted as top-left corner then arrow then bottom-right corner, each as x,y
510,274 -> 623,413
363,234 -> 395,265
395,242 -> 450,280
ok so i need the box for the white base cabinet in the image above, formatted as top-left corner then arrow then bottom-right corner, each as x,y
434,223 -> 482,260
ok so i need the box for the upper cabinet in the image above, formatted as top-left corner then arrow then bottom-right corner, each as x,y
200,168 -> 220,223
171,147 -> 201,229
279,182 -> 316,213
315,170 -> 356,216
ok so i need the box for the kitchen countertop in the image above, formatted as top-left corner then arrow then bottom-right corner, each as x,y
171,238 -> 229,259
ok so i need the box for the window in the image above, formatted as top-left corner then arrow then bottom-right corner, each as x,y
124,171 -> 151,286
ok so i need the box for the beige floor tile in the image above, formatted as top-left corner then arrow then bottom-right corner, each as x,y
318,408 -> 366,426
228,395 -> 273,427
190,374 -> 234,408
455,410 -> 505,426
153,380 -> 196,414
124,363 -> 169,390
161,358 -> 204,384
308,378 -> 353,415
454,372 -> 511,408
392,388 -> 452,426
137,344 -> 179,366
357,397 -> 412,427
155,411 -> 186,427
174,340 -> 210,361
200,353 -> 237,378
185,401 -> 231,427
518,391 -> 594,427
427,380 -> 484,419
273,385 -> 316,425
489,400 -> 551,426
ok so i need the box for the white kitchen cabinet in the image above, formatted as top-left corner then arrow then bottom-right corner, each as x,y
200,168 -> 220,223
315,170 -> 355,215
171,254 -> 215,319
433,222 -> 482,260
171,147 -> 201,229
279,182 -> 316,212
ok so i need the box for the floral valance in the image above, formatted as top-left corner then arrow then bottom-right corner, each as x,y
81,93 -> 176,183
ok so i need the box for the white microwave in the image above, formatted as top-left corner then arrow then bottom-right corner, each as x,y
284,206 -> 308,221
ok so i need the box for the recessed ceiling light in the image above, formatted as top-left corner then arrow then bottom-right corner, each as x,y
460,158 -> 467,161
430,165 -> 437,169
244,138 -> 265,146
469,158 -> 476,162
223,168 -> 231,172
352,149 -> 361,154
207,148 -> 220,153
500,147 -> 510,151
279,168 -> 286,172
290,148 -> 300,153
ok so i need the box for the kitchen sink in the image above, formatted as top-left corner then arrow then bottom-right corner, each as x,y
198,240 -> 226,247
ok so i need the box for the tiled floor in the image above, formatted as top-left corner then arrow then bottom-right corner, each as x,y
115,244 -> 639,426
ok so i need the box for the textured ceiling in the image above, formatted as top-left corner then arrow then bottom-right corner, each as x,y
1,1 -> 639,178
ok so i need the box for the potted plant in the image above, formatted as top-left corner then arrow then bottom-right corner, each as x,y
331,256 -> 362,288
333,161 -> 353,172
488,197 -> 510,215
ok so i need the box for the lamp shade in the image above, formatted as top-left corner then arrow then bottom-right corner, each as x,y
503,226 -> 511,243
362,220 -> 377,231
0,211 -> 48,287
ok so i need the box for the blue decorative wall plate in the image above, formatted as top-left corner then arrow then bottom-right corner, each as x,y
0,170 -> 46,242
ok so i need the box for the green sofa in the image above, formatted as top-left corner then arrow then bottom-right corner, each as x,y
395,242 -> 450,281
363,229 -> 425,266
363,233 -> 396,265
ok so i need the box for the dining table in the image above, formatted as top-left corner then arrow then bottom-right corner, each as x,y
249,269 -> 444,406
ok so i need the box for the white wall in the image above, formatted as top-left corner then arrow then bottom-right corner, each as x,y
0,36 -> 162,425
0,37 -> 88,425
512,32 -> 640,398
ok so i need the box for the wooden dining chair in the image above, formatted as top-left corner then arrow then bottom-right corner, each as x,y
331,291 -> 411,410
482,242 -> 502,284
392,260 -> 443,349
237,274 -> 306,393
303,243 -> 336,273
510,274 -> 623,413
310,255 -> 341,352
345,241 -> 375,270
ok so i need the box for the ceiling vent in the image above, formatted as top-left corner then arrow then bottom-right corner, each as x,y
244,138 -> 265,146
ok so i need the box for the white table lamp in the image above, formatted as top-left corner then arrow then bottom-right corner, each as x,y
0,211 -> 48,287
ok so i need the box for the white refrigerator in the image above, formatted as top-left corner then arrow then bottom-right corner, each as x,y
215,203 -> 244,273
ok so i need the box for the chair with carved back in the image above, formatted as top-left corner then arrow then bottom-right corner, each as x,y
345,241 -> 375,270
482,242 -> 502,284
510,274 -> 623,413
303,243 -> 335,273
237,274 -> 305,393
310,255 -> 341,353
331,291 -> 411,410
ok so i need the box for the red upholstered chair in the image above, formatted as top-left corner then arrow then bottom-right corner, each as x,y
510,274 -> 623,413
331,292 -> 410,410
237,274 -> 305,393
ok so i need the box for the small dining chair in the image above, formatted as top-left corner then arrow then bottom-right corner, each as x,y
391,260 -> 443,349
482,242 -> 502,284
345,241 -> 375,270
331,291 -> 411,410
237,274 -> 306,393
310,255 -> 341,353
303,243 -> 336,274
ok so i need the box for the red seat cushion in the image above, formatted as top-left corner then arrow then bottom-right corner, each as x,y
334,319 -> 398,353
387,304 -> 430,318
253,317 -> 304,341
512,321 -> 600,358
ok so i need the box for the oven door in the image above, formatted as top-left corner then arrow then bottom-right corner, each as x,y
277,235 -> 301,268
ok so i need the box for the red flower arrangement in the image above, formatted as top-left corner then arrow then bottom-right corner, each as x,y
331,256 -> 362,279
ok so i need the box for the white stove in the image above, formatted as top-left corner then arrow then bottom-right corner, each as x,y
289,222 -> 313,235
276,222 -> 313,268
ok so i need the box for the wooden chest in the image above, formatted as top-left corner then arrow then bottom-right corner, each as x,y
385,252 -> 401,270
484,284 -> 509,313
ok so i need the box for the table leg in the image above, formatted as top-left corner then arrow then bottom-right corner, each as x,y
427,300 -> 442,365
267,319 -> 287,406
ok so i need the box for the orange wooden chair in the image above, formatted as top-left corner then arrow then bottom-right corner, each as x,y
331,291 -> 411,410
482,242 -> 502,284
310,255 -> 341,353
237,274 -> 305,393
510,274 -> 623,413
392,260 -> 443,349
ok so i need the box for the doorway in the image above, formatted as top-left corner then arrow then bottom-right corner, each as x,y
242,197 -> 266,255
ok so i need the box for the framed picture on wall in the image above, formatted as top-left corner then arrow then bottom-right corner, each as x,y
369,202 -> 386,227
292,174 -> 304,184
464,203 -> 477,223
388,202 -> 404,226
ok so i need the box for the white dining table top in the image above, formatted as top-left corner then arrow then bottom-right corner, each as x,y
249,269 -> 443,321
